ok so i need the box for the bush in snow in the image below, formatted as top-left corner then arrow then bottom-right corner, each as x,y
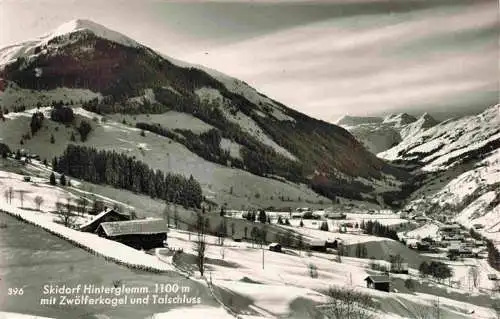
308,263 -> 318,278
49,172 -> 57,185
404,278 -> 416,291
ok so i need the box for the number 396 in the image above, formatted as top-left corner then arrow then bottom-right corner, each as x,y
8,288 -> 24,296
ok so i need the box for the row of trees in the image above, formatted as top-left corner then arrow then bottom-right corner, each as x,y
53,144 -> 203,208
243,210 -> 271,224
469,228 -> 500,271
3,186 -> 44,210
418,261 -> 453,282
51,105 -> 75,124
49,172 -> 68,186
360,220 -> 399,240
30,112 -> 45,135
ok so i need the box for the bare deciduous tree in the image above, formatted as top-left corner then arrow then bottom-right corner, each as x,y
76,197 -> 88,216
163,203 -> 170,227
56,199 -> 77,228
34,195 -> 44,211
5,187 -> 14,204
336,244 -> 343,263
432,297 -> 440,319
322,286 -> 378,319
174,209 -> 179,228
468,267 -> 480,288
193,213 -> 207,277
216,221 -> 226,246
129,211 -> 137,220
16,190 -> 28,208
405,302 -> 438,319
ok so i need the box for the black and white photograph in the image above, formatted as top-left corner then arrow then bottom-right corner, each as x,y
0,0 -> 499,318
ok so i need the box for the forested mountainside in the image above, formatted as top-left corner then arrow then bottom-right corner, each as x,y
0,19 -> 408,205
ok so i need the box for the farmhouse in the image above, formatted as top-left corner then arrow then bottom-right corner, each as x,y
96,219 -> 168,250
364,275 -> 390,292
79,208 -> 130,233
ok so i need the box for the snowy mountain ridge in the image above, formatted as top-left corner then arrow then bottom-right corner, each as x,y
382,105 -> 500,244
0,19 -> 408,207
336,112 -> 437,154
0,19 -> 140,67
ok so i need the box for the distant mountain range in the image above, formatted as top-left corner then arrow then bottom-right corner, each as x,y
336,112 -> 438,154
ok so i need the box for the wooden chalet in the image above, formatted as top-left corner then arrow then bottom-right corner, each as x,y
79,209 -> 130,233
96,218 -> 168,250
365,275 -> 390,292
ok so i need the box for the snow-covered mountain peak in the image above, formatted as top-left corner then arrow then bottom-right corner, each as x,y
0,19 -> 140,67
39,19 -> 140,48
336,111 -> 436,154
383,112 -> 417,126
334,115 -> 383,127
419,112 -> 437,124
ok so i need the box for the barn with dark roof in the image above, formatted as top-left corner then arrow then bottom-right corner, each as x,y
96,218 -> 168,250
364,275 -> 390,292
79,208 -> 130,233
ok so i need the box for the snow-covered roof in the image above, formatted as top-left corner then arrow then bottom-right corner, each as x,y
365,275 -> 390,283
98,218 -> 168,237
309,240 -> 326,246
79,208 -> 114,230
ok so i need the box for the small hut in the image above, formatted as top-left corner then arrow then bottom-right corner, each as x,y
364,275 -> 390,292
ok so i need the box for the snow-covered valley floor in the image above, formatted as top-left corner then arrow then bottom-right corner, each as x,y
0,162 -> 499,319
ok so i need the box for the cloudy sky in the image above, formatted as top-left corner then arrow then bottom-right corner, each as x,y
0,0 -> 498,121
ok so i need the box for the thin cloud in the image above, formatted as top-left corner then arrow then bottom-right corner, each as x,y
183,2 -> 498,121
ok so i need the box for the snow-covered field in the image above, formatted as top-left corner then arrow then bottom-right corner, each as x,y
109,111 -> 215,134
194,86 -> 297,161
166,229 -> 498,319
0,170 -> 174,272
0,165 -> 498,318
